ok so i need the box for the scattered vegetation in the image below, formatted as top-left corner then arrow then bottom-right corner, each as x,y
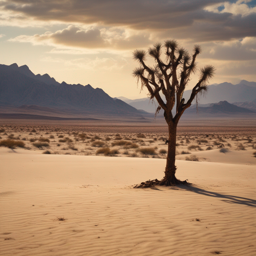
43,150 -> 51,154
138,147 -> 156,155
188,145 -> 202,151
159,149 -> 167,154
0,139 -> 25,149
33,142 -> 49,148
137,133 -> 146,138
39,137 -> 50,143
236,143 -> 245,150
96,147 -> 119,156
92,140 -> 105,147
185,155 -> 199,161
181,151 -> 190,154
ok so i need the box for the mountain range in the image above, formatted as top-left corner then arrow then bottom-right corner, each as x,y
118,81 -> 256,114
0,63 -> 146,119
0,63 -> 255,121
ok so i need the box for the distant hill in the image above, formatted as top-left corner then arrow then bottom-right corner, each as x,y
184,101 -> 255,116
0,63 -> 146,119
233,100 -> 256,112
119,80 -> 256,113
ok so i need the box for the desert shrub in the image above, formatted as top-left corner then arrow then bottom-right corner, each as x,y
43,150 -> 51,154
96,147 -> 119,156
58,135 -> 64,138
0,128 -> 5,133
33,142 -> 49,148
59,138 -> 73,143
105,137 -> 111,141
217,143 -> 225,148
49,135 -> 54,139
253,151 -> 256,158
0,139 -> 25,149
185,138 -> 190,144
137,133 -> 146,138
92,140 -> 105,147
129,143 -> 139,148
185,155 -> 199,161
181,151 -> 190,154
227,143 -> 232,147
218,137 -> 226,142
112,140 -> 131,146
22,138 -> 26,141
68,143 -> 78,151
236,143 -> 245,150
220,148 -> 229,153
123,150 -> 129,155
66,138 -> 73,143
159,149 -> 167,154
197,139 -> 208,143
94,135 -> 101,140
39,137 -> 50,143
78,133 -> 87,140
138,147 -> 156,155
31,129 -> 36,133
130,153 -> 138,157
206,146 -> 212,150
188,145 -> 202,151
252,144 -> 256,149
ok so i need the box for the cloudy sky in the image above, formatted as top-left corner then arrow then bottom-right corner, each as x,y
1,0 -> 256,98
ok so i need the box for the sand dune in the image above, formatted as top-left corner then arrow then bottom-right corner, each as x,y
1,149 -> 255,256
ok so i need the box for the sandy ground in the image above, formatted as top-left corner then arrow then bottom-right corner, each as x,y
0,146 -> 256,256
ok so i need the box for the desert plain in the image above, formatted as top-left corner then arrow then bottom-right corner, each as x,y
0,122 -> 256,256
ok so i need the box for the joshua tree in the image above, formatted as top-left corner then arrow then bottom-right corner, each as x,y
133,40 -> 214,187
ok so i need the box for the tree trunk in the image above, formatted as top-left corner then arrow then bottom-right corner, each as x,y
160,123 -> 179,185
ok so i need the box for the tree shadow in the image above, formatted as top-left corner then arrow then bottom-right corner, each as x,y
175,184 -> 256,207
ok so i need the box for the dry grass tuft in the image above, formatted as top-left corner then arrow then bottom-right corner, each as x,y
181,151 -> 190,154
96,147 -> 119,156
137,133 -> 146,138
0,139 -> 25,149
138,147 -> 156,155
33,142 -> 49,148
39,137 -> 50,143
185,155 -> 199,161
159,149 -> 167,154
43,150 -> 51,154
188,145 -> 202,151
92,140 -> 105,147
236,143 -> 245,150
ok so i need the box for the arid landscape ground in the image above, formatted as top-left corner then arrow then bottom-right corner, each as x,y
1,120 -> 256,256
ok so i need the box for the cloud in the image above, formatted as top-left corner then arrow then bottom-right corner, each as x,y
0,34 -> 5,38
9,25 -> 153,50
41,55 -> 127,71
1,0 -> 256,43
198,37 -> 256,60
